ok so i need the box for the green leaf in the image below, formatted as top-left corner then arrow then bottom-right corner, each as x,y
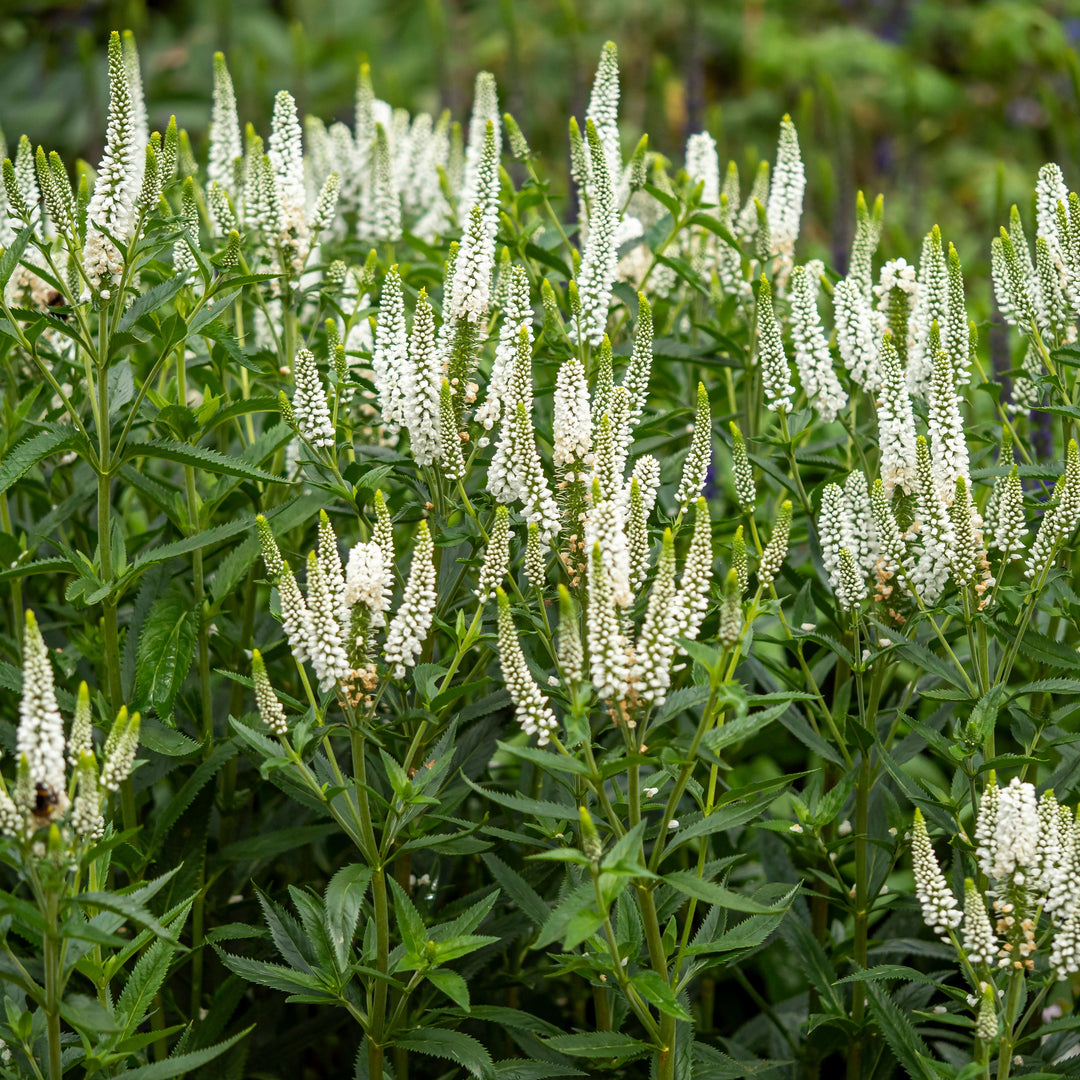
482,854 -> 549,928
862,977 -> 940,1080
463,776 -> 578,820
632,970 -> 692,1021
130,438 -> 283,483
495,740 -> 590,777
149,741 -> 235,850
114,1028 -> 253,1079
219,824 -> 339,863
76,892 -> 179,946
426,968 -> 470,1011
134,517 -> 256,571
836,965 -> 947,989
664,871 -> 780,914
325,864 -> 371,971
0,425 -> 80,498
217,951 -> 323,996
135,593 -> 198,721
59,993 -> 121,1034
685,211 -> 740,250
117,938 -> 177,1038
394,1028 -> 495,1079
542,1032 -> 651,1060
779,918 -> 845,1017
643,183 -> 681,219
389,876 -> 427,956
117,276 -> 187,332
0,226 -> 33,293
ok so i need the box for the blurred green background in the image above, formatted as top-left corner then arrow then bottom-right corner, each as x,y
4,0 -> 1080,271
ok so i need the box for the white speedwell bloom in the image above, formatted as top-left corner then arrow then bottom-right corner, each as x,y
384,521 -> 437,678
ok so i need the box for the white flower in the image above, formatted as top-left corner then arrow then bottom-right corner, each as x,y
1036,162 -> 1069,269
208,52 -> 242,194
496,590 -> 557,746
344,541 -> 391,623
875,333 -> 918,496
585,42 -> 622,204
17,611 -> 66,801
978,776 -> 1039,885
911,809 -> 961,941
292,348 -> 335,448
1027,440 -> 1080,581
758,501 -> 793,589
84,32 -> 142,293
252,650 -> 288,736
587,540 -> 630,701
372,266 -> 410,434
962,878 -> 997,966
553,357 -> 592,469
574,118 -> 619,347
585,497 -> 632,609
268,89 -> 306,225
905,436 -> 955,605
630,529 -> 680,705
458,72 -> 501,218
675,383 -> 712,510
671,498 -> 713,643
477,265 -> 533,431
277,565 -> 313,665
384,521 -> 437,678
306,552 -> 350,694
477,506 -> 511,602
928,348 -> 969,506
686,131 -> 720,208
907,227 -> 948,397
834,278 -> 879,391
366,123 -> 401,243
757,277 -> 795,411
622,294 -> 654,421
765,116 -> 805,281
404,288 -> 442,466
790,262 -> 847,423
449,119 -> 499,322
100,707 -> 140,793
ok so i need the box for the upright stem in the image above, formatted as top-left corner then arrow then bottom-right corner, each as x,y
94,309 -> 132,831
846,748 -> 872,1080
175,344 -> 214,747
352,730 -> 389,1079
996,969 -> 1026,1080
43,888 -> 62,1080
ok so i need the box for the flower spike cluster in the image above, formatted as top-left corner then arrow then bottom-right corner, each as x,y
0,611 -> 138,844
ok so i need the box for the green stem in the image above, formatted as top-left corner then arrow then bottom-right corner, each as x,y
43,888 -> 62,1080
995,969 -> 1027,1080
352,730 -> 389,1079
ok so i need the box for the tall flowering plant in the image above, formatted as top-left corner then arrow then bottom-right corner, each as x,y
2,22 -> 1080,1080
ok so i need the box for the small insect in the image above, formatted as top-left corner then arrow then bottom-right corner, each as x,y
33,782 -> 61,821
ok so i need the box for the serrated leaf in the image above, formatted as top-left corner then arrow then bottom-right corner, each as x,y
130,438 -> 282,483
664,871 -> 779,914
482,853 -> 549,929
135,594 -> 198,721
0,425 -> 81,498
394,1028 -> 495,1079
632,970 -> 692,1021
543,1032 -> 651,1060
117,938 -> 177,1038
463,776 -> 578,820
426,968 -> 470,1011
862,977 -> 940,1080
325,864 -> 370,971
113,1028 -> 253,1079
